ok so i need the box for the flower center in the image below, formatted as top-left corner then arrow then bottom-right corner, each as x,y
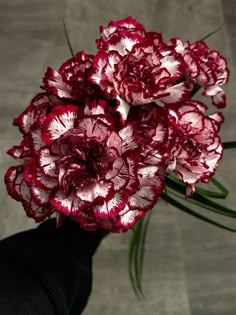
56,137 -> 114,195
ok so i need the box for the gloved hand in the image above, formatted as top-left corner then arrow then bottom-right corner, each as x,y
0,218 -> 109,315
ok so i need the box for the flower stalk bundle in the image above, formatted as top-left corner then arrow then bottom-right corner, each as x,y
4,17 -> 236,295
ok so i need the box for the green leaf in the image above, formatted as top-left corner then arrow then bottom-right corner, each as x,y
128,212 -> 153,299
200,27 -> 221,41
133,219 -> 143,296
62,18 -> 75,58
129,221 -> 143,299
138,211 -> 152,295
166,177 -> 236,218
223,141 -> 236,149
129,230 -> 139,297
210,177 -> 229,197
129,173 -> 235,297
161,193 -> 236,233
169,188 -> 236,219
188,193 -> 236,218
167,176 -> 228,199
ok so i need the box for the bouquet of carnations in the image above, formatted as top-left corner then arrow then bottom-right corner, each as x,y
4,17 -> 236,295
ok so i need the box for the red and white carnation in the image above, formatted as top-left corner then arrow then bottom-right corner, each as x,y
5,17 -> 229,232
166,100 -> 224,195
42,51 -> 102,102
5,99 -> 164,232
128,99 -> 224,196
90,34 -> 191,121
96,16 -> 146,50
169,38 -> 229,108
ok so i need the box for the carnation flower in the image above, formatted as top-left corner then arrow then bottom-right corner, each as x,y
169,38 -> 229,107
5,165 -> 56,222
42,51 -> 102,102
90,36 -> 191,121
8,93 -> 63,158
5,93 -> 66,221
96,16 -> 146,49
5,16 -> 230,235
166,100 -> 224,195
5,99 -> 164,232
128,102 -> 172,171
128,99 -> 224,195
71,164 -> 164,233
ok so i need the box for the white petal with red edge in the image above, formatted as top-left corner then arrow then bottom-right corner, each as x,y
138,165 -> 159,178
128,90 -> 153,105
175,164 -> 201,184
105,52 -> 122,80
116,96 -> 131,122
7,170 -> 51,223
203,85 -> 222,97
42,105 -> 78,144
165,158 -> 177,174
76,181 -> 113,202
20,107 -> 36,135
107,131 -> 122,154
42,67 -> 72,98
119,123 -> 138,153
31,186 -> 50,206
78,118 -> 109,142
161,55 -> 183,78
34,169 -> 58,190
119,209 -> 144,229
24,199 -> 54,222
30,127 -> 44,151
12,170 -> 31,202
144,149 -> 163,166
100,25 -> 116,40
5,166 -> 22,200
212,90 -> 226,108
92,192 -> 128,219
50,190 -> 85,215
94,205 -> 144,232
140,175 -> 164,191
107,35 -> 140,55
129,185 -> 158,211
186,184 -> 195,197
16,93 -> 51,135
153,122 -> 167,142
32,93 -> 52,107
208,112 -> 224,130
90,53 -> 107,85
169,37 -> 184,54
106,157 -> 129,191
180,111 -> 204,130
160,82 -> 190,104
193,101 -> 208,113
7,144 -> 30,159
38,147 -> 57,176
203,86 -> 227,108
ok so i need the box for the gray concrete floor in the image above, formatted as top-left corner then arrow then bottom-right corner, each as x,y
1,0 -> 236,314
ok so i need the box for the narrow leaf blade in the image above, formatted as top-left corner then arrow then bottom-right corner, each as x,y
62,18 -> 75,58
200,27 -> 221,41
161,193 -> 236,233
223,141 -> 236,149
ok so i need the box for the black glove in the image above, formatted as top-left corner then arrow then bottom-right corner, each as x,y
0,218 -> 108,315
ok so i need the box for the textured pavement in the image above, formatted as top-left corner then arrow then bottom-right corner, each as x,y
0,1 -> 236,314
